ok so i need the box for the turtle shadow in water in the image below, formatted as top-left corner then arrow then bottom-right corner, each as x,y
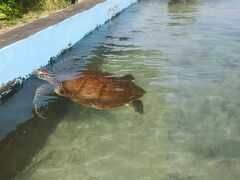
64,103 -> 134,124
0,99 -> 70,180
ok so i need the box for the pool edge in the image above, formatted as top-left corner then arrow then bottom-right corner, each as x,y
0,0 -> 138,89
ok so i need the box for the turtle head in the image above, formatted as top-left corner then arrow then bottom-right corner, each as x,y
35,69 -> 55,83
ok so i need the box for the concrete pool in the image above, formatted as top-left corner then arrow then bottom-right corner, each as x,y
1,0 -> 240,179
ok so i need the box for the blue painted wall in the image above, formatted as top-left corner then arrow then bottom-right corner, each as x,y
0,0 -> 137,86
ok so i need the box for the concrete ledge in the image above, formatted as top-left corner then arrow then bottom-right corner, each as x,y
0,0 -> 137,86
0,0 -> 104,48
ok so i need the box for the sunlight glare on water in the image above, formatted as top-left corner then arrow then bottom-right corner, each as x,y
16,0 -> 240,179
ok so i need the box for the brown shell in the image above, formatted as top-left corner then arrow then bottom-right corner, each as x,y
59,70 -> 145,109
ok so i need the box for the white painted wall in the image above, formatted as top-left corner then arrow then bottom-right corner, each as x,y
0,0 -> 137,86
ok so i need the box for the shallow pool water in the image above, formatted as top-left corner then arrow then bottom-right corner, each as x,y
1,0 -> 240,179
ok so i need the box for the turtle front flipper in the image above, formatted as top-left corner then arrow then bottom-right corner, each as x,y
128,100 -> 144,114
33,84 -> 57,119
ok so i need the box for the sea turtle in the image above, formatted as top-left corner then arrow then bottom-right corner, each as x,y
33,69 -> 145,119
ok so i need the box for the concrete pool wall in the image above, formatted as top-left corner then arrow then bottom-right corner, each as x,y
0,0 -> 137,88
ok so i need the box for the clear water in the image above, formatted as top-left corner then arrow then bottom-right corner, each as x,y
1,0 -> 240,179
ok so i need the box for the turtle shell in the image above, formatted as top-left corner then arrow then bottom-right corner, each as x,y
59,70 -> 145,109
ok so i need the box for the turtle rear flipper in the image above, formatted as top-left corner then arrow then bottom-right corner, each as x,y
33,84 -> 57,119
115,74 -> 135,82
129,100 -> 144,114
